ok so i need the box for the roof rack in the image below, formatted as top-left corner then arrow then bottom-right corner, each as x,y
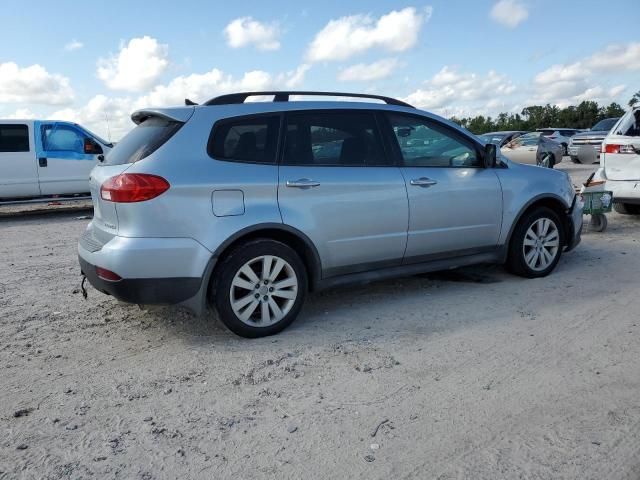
203,91 -> 414,108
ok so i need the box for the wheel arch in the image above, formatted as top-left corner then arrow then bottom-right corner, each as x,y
207,223 -> 322,295
504,194 -> 573,257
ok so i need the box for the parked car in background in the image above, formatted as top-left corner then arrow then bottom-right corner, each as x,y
593,107 -> 640,214
501,131 -> 564,167
0,120 -> 112,200
78,91 -> 582,338
536,128 -> 581,156
479,131 -> 527,147
568,117 -> 620,164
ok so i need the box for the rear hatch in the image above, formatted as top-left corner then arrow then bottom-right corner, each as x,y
603,135 -> 640,180
89,108 -> 192,236
603,109 -> 640,181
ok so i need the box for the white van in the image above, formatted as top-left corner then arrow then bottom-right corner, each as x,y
0,119 -> 112,200
596,107 -> 640,214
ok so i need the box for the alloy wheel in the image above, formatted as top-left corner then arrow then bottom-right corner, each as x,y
522,218 -> 560,271
229,255 -> 298,326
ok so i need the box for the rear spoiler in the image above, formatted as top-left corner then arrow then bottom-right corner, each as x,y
131,107 -> 195,125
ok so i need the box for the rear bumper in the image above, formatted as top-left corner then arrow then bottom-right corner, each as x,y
77,225 -> 213,307
604,180 -> 640,204
79,256 -> 201,304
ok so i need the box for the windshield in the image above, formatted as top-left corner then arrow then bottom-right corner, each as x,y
102,116 -> 183,165
591,118 -> 619,132
79,126 -> 112,147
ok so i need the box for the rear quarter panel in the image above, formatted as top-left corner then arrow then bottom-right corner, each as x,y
113,107 -> 282,254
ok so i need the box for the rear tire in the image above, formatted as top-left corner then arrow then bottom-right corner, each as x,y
506,207 -> 564,278
613,203 -> 640,215
570,156 -> 581,164
561,143 -> 568,156
210,239 -> 307,338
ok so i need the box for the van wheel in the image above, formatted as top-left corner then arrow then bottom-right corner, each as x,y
211,239 -> 307,338
614,203 -> 640,215
506,207 -> 563,278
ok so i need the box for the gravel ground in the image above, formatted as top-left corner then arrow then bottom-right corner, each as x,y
1,160 -> 639,479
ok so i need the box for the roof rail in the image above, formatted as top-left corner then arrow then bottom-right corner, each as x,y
203,91 -> 414,108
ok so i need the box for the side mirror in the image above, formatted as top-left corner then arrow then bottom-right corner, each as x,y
483,143 -> 496,168
84,138 -> 103,155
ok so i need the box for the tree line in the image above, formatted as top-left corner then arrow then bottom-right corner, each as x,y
449,101 -> 627,135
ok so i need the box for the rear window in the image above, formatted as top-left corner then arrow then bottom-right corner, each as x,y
103,116 -> 182,165
208,115 -> 280,164
0,124 -> 29,152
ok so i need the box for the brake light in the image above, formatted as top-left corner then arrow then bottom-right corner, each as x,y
96,266 -> 122,282
603,144 -> 635,154
100,174 -> 170,202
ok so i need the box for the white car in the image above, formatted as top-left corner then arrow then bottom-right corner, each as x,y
0,119 -> 112,200
595,107 -> 640,214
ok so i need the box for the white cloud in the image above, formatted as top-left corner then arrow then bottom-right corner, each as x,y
608,84 -> 627,98
338,58 -> 400,81
284,64 -> 311,88
306,6 -> 431,62
97,36 -> 169,92
490,0 -> 529,28
44,63 -> 311,142
224,17 -> 281,51
529,42 -> 639,106
6,108 -> 37,119
136,65 -> 310,108
50,95 -> 135,142
584,42 -> 640,71
64,40 -> 84,51
0,62 -> 74,105
404,66 -> 516,112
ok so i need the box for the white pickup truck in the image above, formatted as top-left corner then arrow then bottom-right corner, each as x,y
0,119 -> 112,200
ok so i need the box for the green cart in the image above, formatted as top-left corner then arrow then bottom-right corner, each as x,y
579,189 -> 613,232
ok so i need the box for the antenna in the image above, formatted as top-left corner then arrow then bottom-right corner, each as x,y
103,110 -> 112,143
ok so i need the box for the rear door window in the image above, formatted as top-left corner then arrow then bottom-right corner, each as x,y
0,124 -> 30,152
209,115 -> 280,164
104,116 -> 183,165
282,111 -> 387,166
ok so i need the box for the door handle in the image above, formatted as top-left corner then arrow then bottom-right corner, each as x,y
38,157 -> 47,167
410,177 -> 437,187
286,179 -> 321,189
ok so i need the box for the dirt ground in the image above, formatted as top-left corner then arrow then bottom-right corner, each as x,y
1,161 -> 639,479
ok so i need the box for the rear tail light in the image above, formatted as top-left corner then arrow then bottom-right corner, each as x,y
100,173 -> 170,202
603,144 -> 636,154
96,266 -> 122,282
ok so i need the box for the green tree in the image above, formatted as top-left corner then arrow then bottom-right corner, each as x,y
628,90 -> 640,108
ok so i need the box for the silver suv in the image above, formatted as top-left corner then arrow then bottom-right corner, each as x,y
78,91 -> 582,338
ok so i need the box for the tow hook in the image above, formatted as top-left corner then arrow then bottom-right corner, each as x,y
80,274 -> 88,299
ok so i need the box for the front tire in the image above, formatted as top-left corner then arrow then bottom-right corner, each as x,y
211,239 -> 307,338
506,207 -> 564,278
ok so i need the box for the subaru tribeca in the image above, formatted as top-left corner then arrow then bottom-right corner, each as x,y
78,91 -> 582,338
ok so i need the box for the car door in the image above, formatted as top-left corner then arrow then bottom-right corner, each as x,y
0,123 -> 40,198
277,110 -> 409,277
384,112 -> 502,262
36,122 -> 101,195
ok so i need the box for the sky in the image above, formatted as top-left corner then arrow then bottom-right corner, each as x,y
0,0 -> 638,140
